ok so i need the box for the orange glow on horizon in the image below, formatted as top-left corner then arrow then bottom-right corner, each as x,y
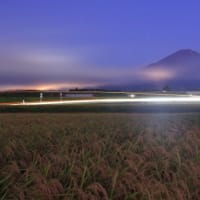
0,82 -> 99,91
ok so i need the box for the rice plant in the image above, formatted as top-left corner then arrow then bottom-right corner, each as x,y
0,113 -> 200,199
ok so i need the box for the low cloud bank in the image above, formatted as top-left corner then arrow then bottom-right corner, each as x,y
0,46 -> 199,90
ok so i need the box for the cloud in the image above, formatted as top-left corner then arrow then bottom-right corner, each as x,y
2,44 -> 198,91
0,46 -> 133,89
139,67 -> 176,81
0,44 -> 146,89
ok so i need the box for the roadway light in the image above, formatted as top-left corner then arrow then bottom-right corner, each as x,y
130,94 -> 135,98
12,96 -> 200,106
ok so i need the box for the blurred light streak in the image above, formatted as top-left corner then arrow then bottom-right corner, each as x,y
10,96 -> 200,106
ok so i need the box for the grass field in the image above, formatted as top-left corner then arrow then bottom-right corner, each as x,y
1,103 -> 200,113
0,91 -> 127,103
0,113 -> 200,199
0,97 -> 65,103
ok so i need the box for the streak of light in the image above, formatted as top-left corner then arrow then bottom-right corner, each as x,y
9,96 -> 200,106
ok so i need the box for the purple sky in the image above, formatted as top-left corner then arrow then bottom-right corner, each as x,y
0,0 -> 200,90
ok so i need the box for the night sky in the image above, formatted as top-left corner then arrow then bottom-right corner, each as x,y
0,1 -> 200,90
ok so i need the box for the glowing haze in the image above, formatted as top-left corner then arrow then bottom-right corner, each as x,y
0,1 -> 200,90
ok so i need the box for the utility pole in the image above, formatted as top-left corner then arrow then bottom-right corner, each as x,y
40,92 -> 43,102
60,92 -> 63,101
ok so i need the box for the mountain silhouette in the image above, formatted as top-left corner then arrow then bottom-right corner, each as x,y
103,49 -> 200,91
148,49 -> 200,69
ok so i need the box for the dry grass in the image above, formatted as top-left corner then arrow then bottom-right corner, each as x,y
0,113 -> 200,199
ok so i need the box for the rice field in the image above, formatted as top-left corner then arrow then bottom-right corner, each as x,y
0,113 -> 200,199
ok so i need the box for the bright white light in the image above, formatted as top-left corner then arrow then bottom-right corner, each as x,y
9,96 -> 200,106
130,94 -> 135,98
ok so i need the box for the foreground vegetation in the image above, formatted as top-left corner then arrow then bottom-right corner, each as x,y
0,113 -> 200,199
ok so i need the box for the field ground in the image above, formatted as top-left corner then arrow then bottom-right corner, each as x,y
0,97 -> 61,103
0,113 -> 200,199
1,103 -> 200,113
0,91 -> 127,103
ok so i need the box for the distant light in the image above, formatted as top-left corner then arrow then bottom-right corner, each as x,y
130,94 -> 135,98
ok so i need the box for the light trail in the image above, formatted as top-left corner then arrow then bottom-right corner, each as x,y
9,96 -> 200,106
